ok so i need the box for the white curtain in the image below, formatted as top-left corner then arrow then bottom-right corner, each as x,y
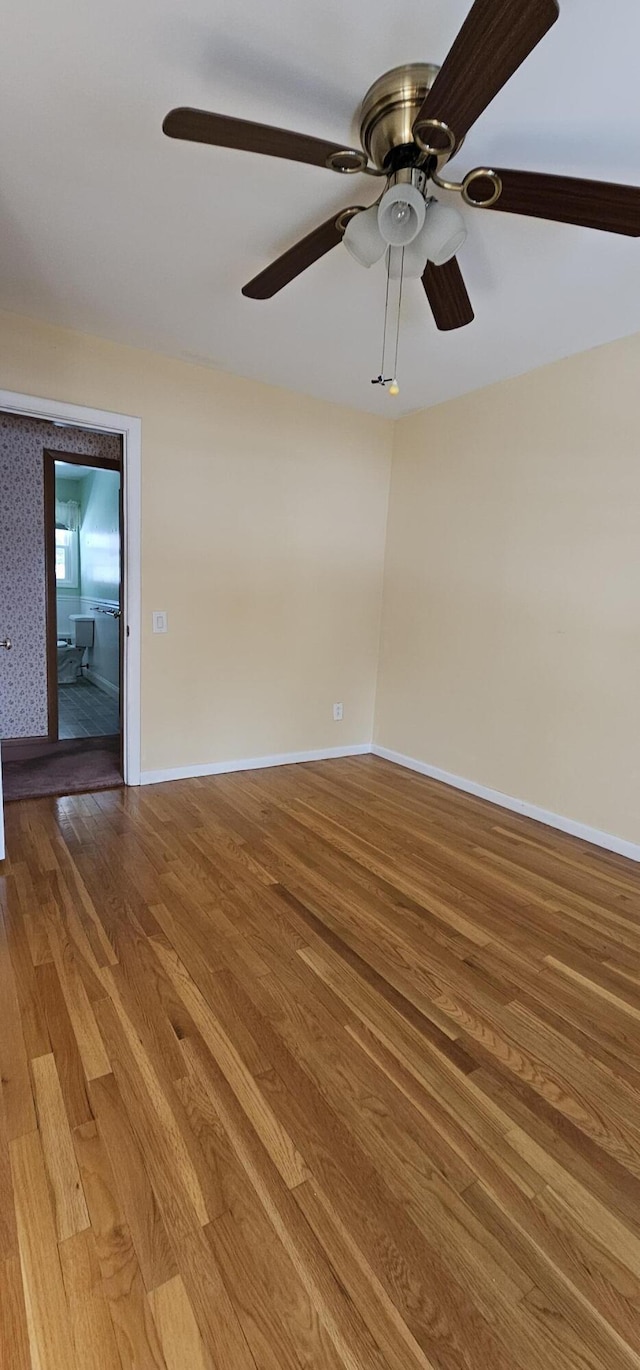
55,498 -> 80,531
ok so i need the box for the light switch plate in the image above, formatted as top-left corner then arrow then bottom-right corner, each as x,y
152,610 -> 168,634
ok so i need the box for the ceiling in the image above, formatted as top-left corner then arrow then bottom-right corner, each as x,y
1,0 -> 640,417
55,462 -> 98,480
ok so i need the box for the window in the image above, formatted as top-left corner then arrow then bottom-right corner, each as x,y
55,527 -> 79,587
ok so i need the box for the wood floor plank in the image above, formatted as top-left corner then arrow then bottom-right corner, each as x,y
150,937 -> 310,1190
59,1227 -> 122,1370
173,1061 -> 256,1225
88,1072 -> 177,1292
35,961 -> 93,1130
206,1196 -> 346,1370
0,905 -> 37,1141
0,880 -> 51,1062
47,837 -> 119,972
2,756 -> 640,1370
9,1128 -> 77,1370
180,1035 -> 392,1370
148,1275 -> 215,1370
0,1086 -> 19,1261
45,868 -> 110,1001
44,902 -> 111,1082
31,1052 -> 90,1241
474,1063 -> 640,1241
0,1255 -> 32,1370
73,1118 -> 168,1370
254,1051 -> 522,1370
104,946 -> 189,1088
93,991 -> 214,1235
167,1222 -> 257,1370
295,1180 -> 438,1370
24,911 -> 53,969
466,1178 -> 640,1361
106,919 -> 198,1076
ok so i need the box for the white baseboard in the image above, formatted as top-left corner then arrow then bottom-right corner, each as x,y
88,669 -> 119,700
138,737 -> 640,864
140,743 -> 371,787
372,745 -> 640,864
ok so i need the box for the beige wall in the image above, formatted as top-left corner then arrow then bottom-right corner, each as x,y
0,310 -> 392,773
375,334 -> 640,844
2,307 -> 638,845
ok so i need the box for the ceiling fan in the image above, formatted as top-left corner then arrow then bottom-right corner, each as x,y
163,0 -> 640,335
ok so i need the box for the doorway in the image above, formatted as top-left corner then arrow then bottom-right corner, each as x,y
0,389 -> 140,858
45,449 -> 123,746
1,414 -> 126,803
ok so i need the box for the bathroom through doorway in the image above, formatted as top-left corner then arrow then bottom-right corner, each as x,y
45,449 -> 123,750
0,413 -> 124,802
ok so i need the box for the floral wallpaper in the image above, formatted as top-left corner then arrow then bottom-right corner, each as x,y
0,413 -> 121,739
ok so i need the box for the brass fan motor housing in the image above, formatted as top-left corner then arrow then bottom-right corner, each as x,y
359,63 -> 443,172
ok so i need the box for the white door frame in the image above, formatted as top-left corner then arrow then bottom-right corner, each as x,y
0,389 -> 141,855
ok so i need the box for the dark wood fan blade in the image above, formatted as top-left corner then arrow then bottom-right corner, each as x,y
242,211 -> 356,299
413,0 -> 559,149
466,168 -> 640,235
163,108 -> 366,172
422,259 -> 474,331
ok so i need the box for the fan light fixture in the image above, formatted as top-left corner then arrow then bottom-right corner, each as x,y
422,199 -> 467,266
348,192 -> 467,279
387,199 -> 467,279
343,205 -> 386,267
377,183 -> 426,246
345,180 -> 431,266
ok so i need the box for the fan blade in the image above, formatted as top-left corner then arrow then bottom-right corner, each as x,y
413,0 -> 559,150
242,210 -> 360,299
162,108 -> 367,172
466,168 -> 640,236
422,259 -> 474,331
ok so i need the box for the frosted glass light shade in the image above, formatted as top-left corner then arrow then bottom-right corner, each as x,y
343,206 -> 386,267
386,199 -> 468,280
422,199 -> 467,266
377,184 -> 426,247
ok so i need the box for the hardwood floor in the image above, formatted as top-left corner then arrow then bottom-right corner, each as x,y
1,754 -> 640,1370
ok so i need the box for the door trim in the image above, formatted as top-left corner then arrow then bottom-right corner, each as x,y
0,390 -> 141,786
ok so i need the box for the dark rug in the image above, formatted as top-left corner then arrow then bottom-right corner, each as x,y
3,735 -> 122,802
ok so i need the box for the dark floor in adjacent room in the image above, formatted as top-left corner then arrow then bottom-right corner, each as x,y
58,678 -> 120,738
2,734 -> 121,802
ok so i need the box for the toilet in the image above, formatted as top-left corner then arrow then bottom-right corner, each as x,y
57,614 -> 95,683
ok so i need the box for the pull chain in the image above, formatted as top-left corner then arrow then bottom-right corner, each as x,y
391,249 -> 404,392
380,251 -> 392,377
371,248 -> 402,396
